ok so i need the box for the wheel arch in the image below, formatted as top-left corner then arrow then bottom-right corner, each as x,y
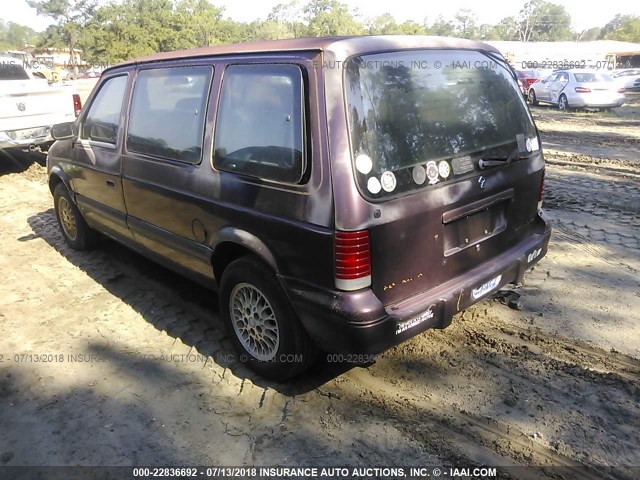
48,166 -> 73,198
211,228 -> 280,283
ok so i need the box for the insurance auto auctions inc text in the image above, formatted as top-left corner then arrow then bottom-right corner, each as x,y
232,466 -> 498,478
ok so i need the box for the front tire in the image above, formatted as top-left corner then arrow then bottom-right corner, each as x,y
558,94 -> 569,110
53,184 -> 98,250
219,256 -> 317,381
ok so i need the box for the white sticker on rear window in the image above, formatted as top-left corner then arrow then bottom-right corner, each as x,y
438,160 -> 451,179
412,165 -> 426,185
367,176 -> 382,194
530,137 -> 540,152
380,171 -> 397,192
426,161 -> 439,184
471,275 -> 502,300
355,154 -> 373,174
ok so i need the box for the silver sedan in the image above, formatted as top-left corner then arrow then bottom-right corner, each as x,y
528,69 -> 625,110
611,69 -> 640,91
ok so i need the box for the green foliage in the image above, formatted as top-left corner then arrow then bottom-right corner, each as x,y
488,17 -> 520,41
517,0 -> 572,41
576,27 -> 601,42
452,9 -> 478,39
27,0 -> 97,58
304,0 -> 364,36
428,16 -> 455,37
0,19 -> 40,51
602,15 -> 640,42
5,0 -> 640,64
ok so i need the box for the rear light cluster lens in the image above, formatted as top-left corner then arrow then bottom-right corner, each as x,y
575,87 -> 591,93
537,168 -> 545,211
72,94 -> 82,117
335,230 -> 371,291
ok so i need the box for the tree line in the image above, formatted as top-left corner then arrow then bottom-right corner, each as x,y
1,0 -> 639,64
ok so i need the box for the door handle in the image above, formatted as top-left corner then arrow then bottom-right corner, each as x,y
106,180 -> 116,188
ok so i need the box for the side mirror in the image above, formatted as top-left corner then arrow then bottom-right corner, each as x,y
51,122 -> 77,140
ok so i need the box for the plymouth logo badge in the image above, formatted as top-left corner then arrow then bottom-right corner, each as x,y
17,102 -> 26,112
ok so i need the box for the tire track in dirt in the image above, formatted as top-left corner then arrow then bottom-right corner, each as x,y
336,276 -> 640,475
344,367 -> 628,480
544,170 -> 640,216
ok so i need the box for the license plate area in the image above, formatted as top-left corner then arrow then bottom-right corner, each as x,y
442,190 -> 511,257
7,126 -> 50,141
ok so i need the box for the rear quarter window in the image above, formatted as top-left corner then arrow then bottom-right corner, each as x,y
213,64 -> 305,184
574,73 -> 612,83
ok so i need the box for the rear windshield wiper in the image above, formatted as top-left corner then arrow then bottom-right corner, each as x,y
479,147 -> 534,169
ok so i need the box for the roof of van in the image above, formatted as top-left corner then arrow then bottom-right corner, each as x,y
107,35 -> 501,71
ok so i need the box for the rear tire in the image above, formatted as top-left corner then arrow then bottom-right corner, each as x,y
53,183 -> 98,250
528,90 -> 538,106
219,256 -> 318,381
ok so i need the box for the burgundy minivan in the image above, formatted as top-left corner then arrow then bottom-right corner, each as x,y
47,36 -> 551,380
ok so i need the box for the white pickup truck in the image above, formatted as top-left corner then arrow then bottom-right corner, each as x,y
0,56 -> 81,152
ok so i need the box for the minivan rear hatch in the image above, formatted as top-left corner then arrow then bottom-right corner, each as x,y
343,49 -> 544,305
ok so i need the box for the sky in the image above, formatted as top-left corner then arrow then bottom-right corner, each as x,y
4,0 -> 639,33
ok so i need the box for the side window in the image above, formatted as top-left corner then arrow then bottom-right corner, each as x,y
127,66 -> 212,163
81,75 -> 127,144
213,64 -> 305,184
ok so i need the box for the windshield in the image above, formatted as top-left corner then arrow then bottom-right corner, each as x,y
574,73 -> 612,83
344,49 -> 537,199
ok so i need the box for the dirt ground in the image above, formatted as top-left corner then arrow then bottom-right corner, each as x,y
0,94 -> 639,479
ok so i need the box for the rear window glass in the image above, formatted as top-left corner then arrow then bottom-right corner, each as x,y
213,64 -> 305,184
127,66 -> 212,163
0,61 -> 29,80
574,73 -> 612,83
345,50 -> 537,199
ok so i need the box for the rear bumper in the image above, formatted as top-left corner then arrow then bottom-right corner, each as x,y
0,125 -> 53,150
282,211 -> 552,354
567,93 -> 625,108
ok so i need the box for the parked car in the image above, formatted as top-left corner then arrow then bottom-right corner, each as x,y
611,69 -> 640,92
46,36 -> 551,380
516,69 -> 543,92
528,69 -> 625,110
0,57 -> 82,152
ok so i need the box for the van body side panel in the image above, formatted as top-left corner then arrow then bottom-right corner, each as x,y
120,53 -> 335,288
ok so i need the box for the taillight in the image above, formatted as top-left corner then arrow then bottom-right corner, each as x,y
575,87 -> 591,93
537,168 -> 545,211
618,87 -> 625,93
335,230 -> 371,291
72,94 -> 82,117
